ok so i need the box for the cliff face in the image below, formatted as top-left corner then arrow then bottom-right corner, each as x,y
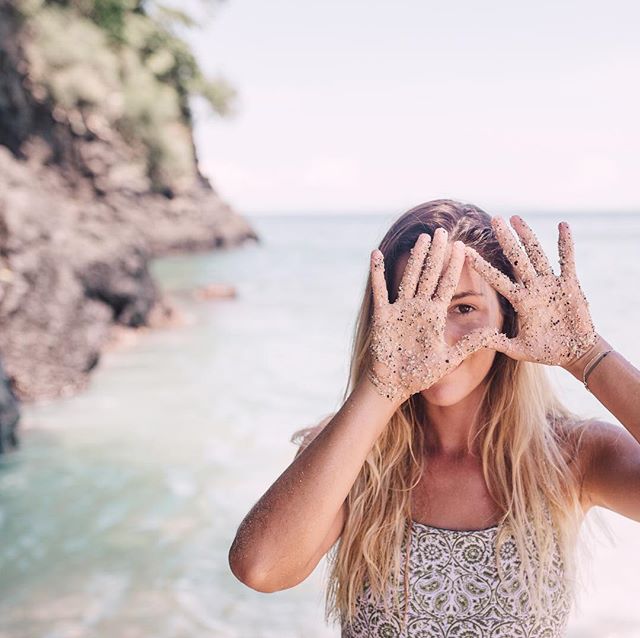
0,0 -> 259,451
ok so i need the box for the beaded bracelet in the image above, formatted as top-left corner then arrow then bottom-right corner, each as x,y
582,349 -> 612,393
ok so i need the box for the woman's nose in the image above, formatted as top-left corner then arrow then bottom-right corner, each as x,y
444,320 -> 465,348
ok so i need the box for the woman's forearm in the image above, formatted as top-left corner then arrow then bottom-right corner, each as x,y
563,333 -> 640,444
228,376 -> 399,592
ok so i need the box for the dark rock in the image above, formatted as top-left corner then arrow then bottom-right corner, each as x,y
0,357 -> 20,453
0,3 -> 261,451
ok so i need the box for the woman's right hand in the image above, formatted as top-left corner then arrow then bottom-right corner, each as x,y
367,227 -> 503,405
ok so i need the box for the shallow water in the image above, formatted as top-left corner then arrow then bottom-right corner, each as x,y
1,212 -> 639,637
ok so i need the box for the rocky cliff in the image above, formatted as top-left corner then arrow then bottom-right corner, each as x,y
0,0 -> 259,452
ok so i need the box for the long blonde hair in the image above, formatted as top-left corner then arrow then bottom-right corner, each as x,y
292,199 -> 605,629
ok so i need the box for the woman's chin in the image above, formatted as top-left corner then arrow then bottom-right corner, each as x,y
423,388 -> 463,407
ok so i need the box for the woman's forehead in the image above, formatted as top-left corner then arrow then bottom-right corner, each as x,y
457,260 -> 489,292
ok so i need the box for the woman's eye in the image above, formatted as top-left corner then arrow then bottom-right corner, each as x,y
451,304 -> 475,315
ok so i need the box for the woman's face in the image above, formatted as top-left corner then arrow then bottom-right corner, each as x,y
392,242 -> 505,406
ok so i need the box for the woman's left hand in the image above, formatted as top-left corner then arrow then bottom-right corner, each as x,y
464,215 -> 598,368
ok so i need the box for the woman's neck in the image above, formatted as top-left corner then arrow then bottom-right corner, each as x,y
421,383 -> 487,459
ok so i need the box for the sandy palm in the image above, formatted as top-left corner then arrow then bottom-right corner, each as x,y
464,215 -> 597,367
368,228 -> 503,403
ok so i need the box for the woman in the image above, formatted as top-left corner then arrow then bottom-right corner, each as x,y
228,199 -> 640,637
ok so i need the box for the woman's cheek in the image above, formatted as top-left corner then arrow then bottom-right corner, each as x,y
447,314 -> 489,339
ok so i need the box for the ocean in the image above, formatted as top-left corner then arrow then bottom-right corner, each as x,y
1,211 -> 639,637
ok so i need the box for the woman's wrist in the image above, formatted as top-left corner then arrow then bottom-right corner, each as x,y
359,370 -> 405,413
563,333 -> 612,379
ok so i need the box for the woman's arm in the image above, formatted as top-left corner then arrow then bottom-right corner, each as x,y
228,376 -> 399,593
564,333 -> 640,444
562,334 -> 640,522
229,232 -> 501,593
464,214 -> 640,523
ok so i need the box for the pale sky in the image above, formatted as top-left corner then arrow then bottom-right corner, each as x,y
188,0 -> 640,215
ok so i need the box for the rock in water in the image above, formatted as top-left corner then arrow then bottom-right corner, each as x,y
0,1 -> 260,451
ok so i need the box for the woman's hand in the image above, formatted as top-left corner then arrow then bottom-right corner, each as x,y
367,227 -> 504,404
464,215 -> 598,368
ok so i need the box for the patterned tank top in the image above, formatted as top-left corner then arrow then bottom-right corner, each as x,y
341,515 -> 572,637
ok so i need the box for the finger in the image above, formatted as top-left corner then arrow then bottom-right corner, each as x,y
509,215 -> 554,277
492,216 -> 538,285
557,221 -> 577,280
433,240 -> 464,303
416,227 -> 448,298
370,249 -> 389,311
494,336 -> 529,360
464,246 -> 519,302
397,233 -> 431,300
485,331 -> 529,360
450,327 -> 508,360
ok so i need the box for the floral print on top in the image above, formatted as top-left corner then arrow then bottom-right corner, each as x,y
341,517 -> 572,638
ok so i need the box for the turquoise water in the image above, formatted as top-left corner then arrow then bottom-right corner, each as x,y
1,212 -> 639,637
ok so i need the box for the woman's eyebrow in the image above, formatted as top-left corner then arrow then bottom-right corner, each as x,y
451,290 -> 485,300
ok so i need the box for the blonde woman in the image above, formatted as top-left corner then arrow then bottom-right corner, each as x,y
228,199 -> 640,637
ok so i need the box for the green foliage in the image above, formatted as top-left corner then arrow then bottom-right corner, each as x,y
90,0 -> 129,42
194,75 -> 236,118
153,5 -> 197,30
17,0 -> 235,192
118,43 -> 195,189
25,8 -> 121,111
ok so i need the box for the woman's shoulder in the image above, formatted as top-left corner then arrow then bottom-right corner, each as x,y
553,414 -> 621,512
552,414 -> 603,467
554,414 -> 616,455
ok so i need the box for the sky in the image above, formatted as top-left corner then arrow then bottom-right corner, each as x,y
187,0 -> 640,215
